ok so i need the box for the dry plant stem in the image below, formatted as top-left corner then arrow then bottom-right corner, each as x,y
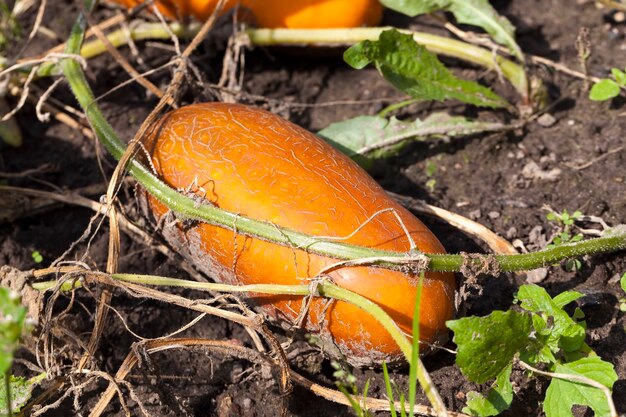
244,27 -> 528,99
517,360 -> 617,417
32,270 -> 449,415
391,192 -> 527,284
291,370 -> 469,417
5,183 -> 266,352
33,271 -> 411,365
596,0 -> 626,11
434,17 -> 612,90
17,14 -> 127,64
60,19 -> 626,274
83,14 -> 167,101
76,0 -> 228,372
27,96 -> 93,139
389,192 -> 518,255
529,54 -> 604,84
0,164 -> 54,178
90,338 -> 466,417
0,184 -> 106,222
569,145 -> 625,170
24,21 -> 528,99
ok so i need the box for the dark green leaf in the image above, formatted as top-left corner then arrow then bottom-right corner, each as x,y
380,0 -> 522,60
343,40 -> 376,70
344,29 -> 508,108
517,285 -> 586,354
317,112 -> 507,166
463,364 -> 513,416
543,357 -> 617,417
380,0 -> 447,15
447,310 -> 531,383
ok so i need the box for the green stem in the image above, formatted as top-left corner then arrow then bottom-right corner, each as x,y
377,98 -> 420,118
61,12 -> 626,272
409,276 -> 423,417
60,16 -> 626,274
32,272 -> 411,359
245,27 -> 528,99
33,271 -> 449,411
24,22 -> 528,100
4,372 -> 12,417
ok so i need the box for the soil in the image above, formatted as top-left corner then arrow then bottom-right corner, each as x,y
1,1 -> 625,416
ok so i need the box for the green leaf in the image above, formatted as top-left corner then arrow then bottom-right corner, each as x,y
619,273 -> 626,293
553,291 -> 584,309
463,364 -> 513,416
517,285 -> 586,354
611,68 -> 626,86
380,0 -> 447,15
380,0 -> 522,60
589,79 -> 620,101
543,357 -> 617,417
317,112 -> 506,165
382,362 -> 399,417
344,29 -> 508,109
0,373 -> 46,413
0,287 -> 27,375
343,40 -> 374,70
447,310 -> 531,383
31,251 -> 43,264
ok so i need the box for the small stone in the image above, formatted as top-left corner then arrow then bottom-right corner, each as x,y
528,225 -> 547,250
537,113 -> 557,127
526,267 -> 548,284
521,160 -> 561,181
608,273 -> 622,284
488,211 -> 500,219
469,209 -> 482,220
506,227 -> 518,239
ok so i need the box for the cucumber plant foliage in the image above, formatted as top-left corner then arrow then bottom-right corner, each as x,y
447,284 -> 618,417
317,112 -> 506,167
379,0 -> 522,60
344,29 -> 509,109
0,286 -> 43,414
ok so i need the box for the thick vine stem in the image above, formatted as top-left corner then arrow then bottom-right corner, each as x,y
244,27 -> 528,99
32,270 -> 448,415
16,22 -> 527,100
60,25 -> 626,274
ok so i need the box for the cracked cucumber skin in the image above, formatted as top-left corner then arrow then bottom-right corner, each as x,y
141,103 -> 456,365
108,0 -> 383,29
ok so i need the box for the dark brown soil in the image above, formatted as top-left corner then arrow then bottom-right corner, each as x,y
1,1 -> 625,416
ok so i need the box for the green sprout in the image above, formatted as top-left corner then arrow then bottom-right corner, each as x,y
589,67 -> 626,101
546,210 -> 584,271
30,251 -> 43,264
